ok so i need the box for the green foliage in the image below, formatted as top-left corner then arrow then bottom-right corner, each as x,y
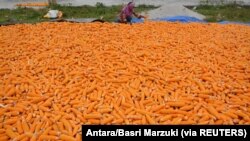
193,4 -> 250,22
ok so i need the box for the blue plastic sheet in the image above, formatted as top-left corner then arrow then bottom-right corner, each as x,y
130,16 -> 204,23
153,16 -> 204,23
124,16 -> 250,26
131,18 -> 144,23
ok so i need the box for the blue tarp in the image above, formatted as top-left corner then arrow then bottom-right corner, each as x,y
130,16 -> 204,23
131,18 -> 144,23
130,16 -> 249,26
153,16 -> 204,23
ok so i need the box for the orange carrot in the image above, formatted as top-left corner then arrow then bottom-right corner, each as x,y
39,135 -> 58,140
0,135 -> 9,141
60,134 -> 76,141
88,119 -> 100,124
61,119 -> 72,132
235,110 -> 249,120
167,101 -> 186,107
207,106 -> 224,120
101,116 -> 114,124
99,108 -> 112,113
4,118 -> 18,125
21,119 -> 30,132
112,119 -> 124,124
6,128 -> 18,139
84,114 -> 102,119
146,114 -> 156,124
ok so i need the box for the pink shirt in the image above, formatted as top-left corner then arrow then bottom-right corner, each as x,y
120,3 -> 135,17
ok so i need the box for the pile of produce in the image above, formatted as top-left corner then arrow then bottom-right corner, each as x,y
0,22 -> 249,140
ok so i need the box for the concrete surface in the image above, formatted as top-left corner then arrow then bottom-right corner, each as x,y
141,4 -> 206,20
1,0 -> 250,20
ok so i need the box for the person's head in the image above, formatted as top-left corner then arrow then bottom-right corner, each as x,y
127,1 -> 135,11
127,1 -> 135,7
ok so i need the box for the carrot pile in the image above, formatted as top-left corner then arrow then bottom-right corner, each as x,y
16,3 -> 49,7
0,22 -> 250,140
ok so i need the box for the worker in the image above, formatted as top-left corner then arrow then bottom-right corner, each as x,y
118,1 -> 146,24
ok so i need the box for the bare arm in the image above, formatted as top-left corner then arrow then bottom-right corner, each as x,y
132,12 -> 139,18
133,12 -> 146,19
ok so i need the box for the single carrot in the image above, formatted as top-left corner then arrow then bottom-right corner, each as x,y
84,114 -> 102,119
53,115 -> 62,122
70,108 -> 82,117
112,119 -> 124,124
61,119 -> 72,132
4,118 -> 18,125
159,115 -> 172,122
5,111 -> 20,116
235,110 -> 249,120
76,134 -> 81,141
98,108 -> 112,113
88,119 -> 100,124
167,101 -> 186,107
86,81 -> 96,94
116,96 -> 122,106
181,120 -> 196,124
146,114 -> 156,124
86,102 -> 96,113
77,115 -> 87,123
72,124 -> 79,136
206,106 -> 221,119
39,134 -> 58,140
29,121 -> 37,133
26,113 -> 33,121
135,108 -> 153,116
160,109 -> 188,115
126,115 -> 142,120
0,129 -> 5,134
49,130 -> 60,136
101,116 -> 114,124
42,97 -> 53,107
199,114 -> 210,123
214,119 -> 224,125
60,134 -> 76,141
21,119 -> 30,133
0,135 -> 9,141
42,126 -> 52,135
7,87 -> 16,96
113,103 -> 125,119
33,121 -> 42,133
150,105 -> 165,112
6,128 -> 18,139
51,124 -> 59,131
57,122 -> 65,131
